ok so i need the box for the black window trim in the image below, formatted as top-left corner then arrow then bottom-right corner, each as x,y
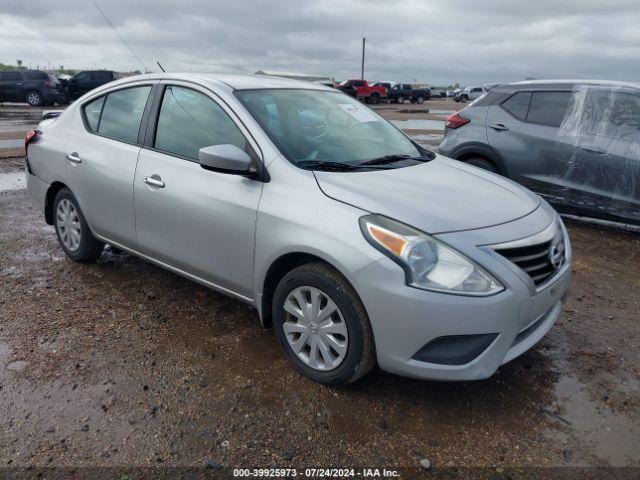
79,82 -> 157,147
141,81 -> 268,182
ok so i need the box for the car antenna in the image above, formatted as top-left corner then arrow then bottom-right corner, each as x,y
157,61 -> 165,73
91,0 -> 147,72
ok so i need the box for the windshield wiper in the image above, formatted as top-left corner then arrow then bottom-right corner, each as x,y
296,160 -> 359,172
357,154 -> 429,167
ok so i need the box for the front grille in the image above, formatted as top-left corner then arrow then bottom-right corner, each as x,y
495,231 -> 566,287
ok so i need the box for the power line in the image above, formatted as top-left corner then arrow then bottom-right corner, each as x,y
91,0 -> 147,72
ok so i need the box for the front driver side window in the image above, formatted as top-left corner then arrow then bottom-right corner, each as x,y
154,86 -> 248,160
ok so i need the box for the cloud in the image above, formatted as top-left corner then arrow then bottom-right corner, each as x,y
1,0 -> 639,85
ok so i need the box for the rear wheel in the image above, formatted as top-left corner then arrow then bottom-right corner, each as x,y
272,262 -> 375,386
368,93 -> 379,105
460,94 -> 469,103
397,95 -> 405,104
416,96 -> 425,104
53,188 -> 104,262
26,90 -> 43,107
464,157 -> 499,173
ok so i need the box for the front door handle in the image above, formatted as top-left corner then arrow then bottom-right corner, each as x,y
144,175 -> 165,188
489,123 -> 509,132
66,152 -> 82,163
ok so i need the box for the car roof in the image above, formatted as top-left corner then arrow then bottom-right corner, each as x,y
500,79 -> 640,91
92,72 -> 333,95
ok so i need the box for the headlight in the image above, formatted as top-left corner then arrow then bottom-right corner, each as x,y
360,214 -> 504,296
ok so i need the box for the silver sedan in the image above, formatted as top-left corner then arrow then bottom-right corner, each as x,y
25,73 -> 571,385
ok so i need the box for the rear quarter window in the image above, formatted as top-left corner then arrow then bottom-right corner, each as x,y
83,96 -> 105,131
501,92 -> 531,121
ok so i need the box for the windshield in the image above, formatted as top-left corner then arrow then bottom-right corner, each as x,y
236,89 -> 425,169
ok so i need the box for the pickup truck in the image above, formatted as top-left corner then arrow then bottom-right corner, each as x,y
338,79 -> 387,104
386,83 -> 431,104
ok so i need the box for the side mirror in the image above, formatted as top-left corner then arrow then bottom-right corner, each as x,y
198,144 -> 253,174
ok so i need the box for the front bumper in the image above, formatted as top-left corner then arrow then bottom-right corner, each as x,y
351,206 -> 571,381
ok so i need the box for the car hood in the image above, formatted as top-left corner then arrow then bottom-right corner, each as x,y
314,156 -> 541,234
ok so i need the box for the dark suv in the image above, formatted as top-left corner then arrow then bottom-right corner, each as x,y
64,70 -> 121,100
0,70 -> 66,106
439,80 -> 640,227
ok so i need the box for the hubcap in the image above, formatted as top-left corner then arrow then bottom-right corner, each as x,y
282,286 -> 348,371
56,199 -> 82,251
28,93 -> 40,105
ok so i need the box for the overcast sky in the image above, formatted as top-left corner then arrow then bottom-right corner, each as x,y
1,0 -> 639,85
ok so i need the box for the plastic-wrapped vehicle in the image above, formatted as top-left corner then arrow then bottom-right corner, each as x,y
439,80 -> 640,228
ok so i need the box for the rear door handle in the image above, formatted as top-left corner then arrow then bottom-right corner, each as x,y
579,146 -> 606,154
66,152 -> 81,163
489,123 -> 509,132
144,175 -> 165,188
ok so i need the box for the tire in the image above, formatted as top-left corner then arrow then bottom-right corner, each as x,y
397,96 -> 405,104
272,262 -> 375,386
460,95 -> 469,103
464,157 -> 499,173
26,90 -> 43,107
416,96 -> 425,104
53,188 -> 104,262
368,93 -> 379,105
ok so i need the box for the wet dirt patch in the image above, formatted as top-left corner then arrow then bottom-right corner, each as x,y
0,171 -> 25,191
0,140 -> 638,468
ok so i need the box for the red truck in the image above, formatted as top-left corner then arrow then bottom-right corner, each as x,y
338,79 -> 387,104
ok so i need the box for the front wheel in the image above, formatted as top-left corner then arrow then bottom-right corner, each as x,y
368,93 -> 379,104
397,96 -> 405,104
272,263 -> 375,386
53,188 -> 104,262
416,96 -> 425,104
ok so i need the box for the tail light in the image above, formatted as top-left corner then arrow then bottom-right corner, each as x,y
25,130 -> 38,157
446,112 -> 470,129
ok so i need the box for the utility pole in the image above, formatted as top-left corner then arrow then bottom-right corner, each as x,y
361,37 -> 366,80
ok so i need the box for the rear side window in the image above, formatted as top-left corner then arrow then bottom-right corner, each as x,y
154,86 -> 248,160
95,86 -> 151,143
91,71 -> 113,82
24,71 -> 48,80
83,96 -> 105,131
527,91 -> 571,127
501,92 -> 531,121
3,72 -> 22,81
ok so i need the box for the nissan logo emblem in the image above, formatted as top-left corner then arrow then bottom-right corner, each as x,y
548,242 -> 564,269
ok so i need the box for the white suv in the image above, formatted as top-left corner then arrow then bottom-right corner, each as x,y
455,86 -> 486,103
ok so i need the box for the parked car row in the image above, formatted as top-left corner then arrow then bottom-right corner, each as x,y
336,80 -> 432,104
0,69 -> 122,106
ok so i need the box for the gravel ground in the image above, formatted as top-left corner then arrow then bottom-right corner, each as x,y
0,102 -> 639,478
